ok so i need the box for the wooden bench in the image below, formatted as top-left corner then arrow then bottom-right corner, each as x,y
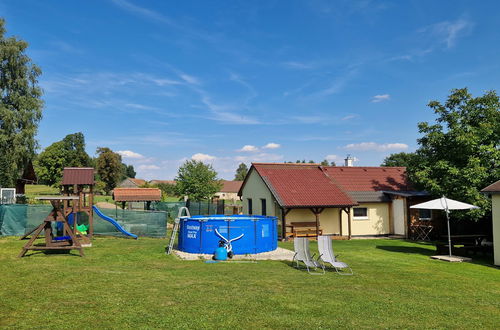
286,222 -> 322,238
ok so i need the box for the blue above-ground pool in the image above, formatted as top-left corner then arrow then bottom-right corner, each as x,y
178,215 -> 278,255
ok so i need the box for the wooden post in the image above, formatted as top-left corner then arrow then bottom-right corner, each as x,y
89,184 -> 94,238
309,208 -> 324,238
281,208 -> 290,241
347,207 -> 352,240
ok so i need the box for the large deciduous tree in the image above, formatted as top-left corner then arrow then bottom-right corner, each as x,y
0,18 -> 43,187
175,160 -> 221,201
95,147 -> 123,194
381,152 -> 418,168
35,132 -> 92,186
410,88 -> 500,220
234,163 -> 248,181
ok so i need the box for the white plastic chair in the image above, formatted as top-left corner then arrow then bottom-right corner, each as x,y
317,236 -> 353,275
293,237 -> 325,275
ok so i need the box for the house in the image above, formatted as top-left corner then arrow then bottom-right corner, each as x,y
149,180 -> 176,186
481,180 -> 500,266
238,162 -> 428,240
117,178 -> 146,188
214,180 -> 243,201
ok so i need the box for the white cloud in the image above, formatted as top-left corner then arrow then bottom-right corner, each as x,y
341,114 -> 359,121
262,143 -> 281,149
424,19 -> 473,49
117,150 -> 144,159
325,154 -> 341,162
180,73 -> 200,85
282,61 -> 314,70
235,153 -> 284,163
238,145 -> 259,152
371,94 -> 390,103
138,164 -> 160,170
191,153 -> 216,162
343,142 -> 408,151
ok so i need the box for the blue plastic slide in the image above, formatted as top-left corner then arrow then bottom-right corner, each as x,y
92,206 -> 138,239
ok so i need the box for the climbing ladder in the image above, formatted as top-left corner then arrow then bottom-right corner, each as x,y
166,206 -> 191,254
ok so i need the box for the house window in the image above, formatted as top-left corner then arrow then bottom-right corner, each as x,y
261,199 -> 267,216
353,207 -> 368,220
248,198 -> 253,215
419,209 -> 432,221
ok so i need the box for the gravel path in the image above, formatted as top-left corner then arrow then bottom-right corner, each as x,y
173,247 -> 294,261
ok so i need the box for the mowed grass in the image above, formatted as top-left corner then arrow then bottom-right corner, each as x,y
0,238 -> 498,329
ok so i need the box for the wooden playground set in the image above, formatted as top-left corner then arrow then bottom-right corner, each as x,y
18,168 -> 95,257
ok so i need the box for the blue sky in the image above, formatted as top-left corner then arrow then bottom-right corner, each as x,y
2,0 -> 499,180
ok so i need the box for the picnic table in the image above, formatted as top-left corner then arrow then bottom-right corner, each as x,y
436,234 -> 490,256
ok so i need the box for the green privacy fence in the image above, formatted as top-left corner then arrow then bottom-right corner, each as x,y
0,204 -> 167,238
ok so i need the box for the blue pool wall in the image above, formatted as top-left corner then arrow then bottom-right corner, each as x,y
178,215 -> 278,255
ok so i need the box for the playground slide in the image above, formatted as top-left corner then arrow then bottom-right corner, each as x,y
92,206 -> 138,239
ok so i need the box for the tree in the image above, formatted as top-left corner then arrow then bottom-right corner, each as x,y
126,165 -> 136,178
381,152 -> 417,167
234,163 -> 248,181
320,159 -> 329,166
35,132 -> 92,186
95,147 -> 123,194
175,160 -> 222,201
157,182 -> 178,198
0,18 -> 43,187
308,160 -> 315,163
410,88 -> 500,220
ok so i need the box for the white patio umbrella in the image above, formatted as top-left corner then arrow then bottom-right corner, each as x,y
410,196 -> 479,257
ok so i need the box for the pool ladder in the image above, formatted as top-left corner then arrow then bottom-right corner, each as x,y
166,207 -> 191,255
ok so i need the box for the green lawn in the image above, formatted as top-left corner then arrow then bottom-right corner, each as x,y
0,238 -> 498,329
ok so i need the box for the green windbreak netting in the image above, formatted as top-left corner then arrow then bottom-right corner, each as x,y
94,208 -> 167,238
0,204 -> 167,238
0,204 -> 52,236
151,201 -> 224,221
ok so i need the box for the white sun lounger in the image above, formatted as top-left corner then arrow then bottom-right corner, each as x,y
293,237 -> 325,275
317,235 -> 353,275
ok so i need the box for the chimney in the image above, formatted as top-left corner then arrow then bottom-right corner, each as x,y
344,155 -> 354,167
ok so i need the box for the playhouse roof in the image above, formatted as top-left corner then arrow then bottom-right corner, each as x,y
113,188 -> 162,202
62,167 -> 95,185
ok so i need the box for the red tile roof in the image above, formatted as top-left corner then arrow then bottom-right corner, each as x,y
252,164 -> 356,207
220,180 -> 243,193
481,180 -> 500,193
322,166 -> 412,192
129,178 -> 146,186
61,167 -> 95,185
113,188 -> 162,202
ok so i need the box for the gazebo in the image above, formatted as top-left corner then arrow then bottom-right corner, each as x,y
112,188 -> 162,210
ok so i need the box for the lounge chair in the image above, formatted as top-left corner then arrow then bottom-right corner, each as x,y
293,237 -> 325,275
317,235 -> 353,275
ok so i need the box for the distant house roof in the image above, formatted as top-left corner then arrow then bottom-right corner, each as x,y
113,188 -> 161,202
129,178 -> 146,186
248,163 -> 357,208
150,180 -> 176,185
220,180 -> 243,193
481,180 -> 500,193
239,163 -> 420,208
61,167 -> 94,185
